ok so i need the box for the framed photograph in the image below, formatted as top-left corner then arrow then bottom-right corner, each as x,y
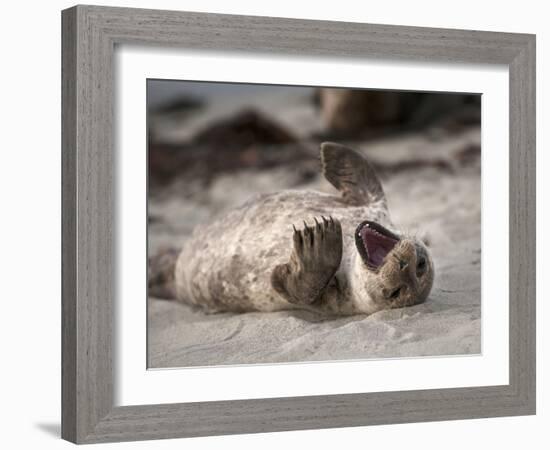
61,5 -> 536,444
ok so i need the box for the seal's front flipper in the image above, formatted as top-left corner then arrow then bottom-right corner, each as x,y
271,216 -> 343,305
321,142 -> 386,207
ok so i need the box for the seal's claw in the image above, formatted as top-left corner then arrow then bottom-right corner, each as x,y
314,217 -> 322,233
292,225 -> 303,248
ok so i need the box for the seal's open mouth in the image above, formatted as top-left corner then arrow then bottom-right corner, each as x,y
355,221 -> 400,270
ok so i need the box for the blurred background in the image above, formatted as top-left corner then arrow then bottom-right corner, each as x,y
147,80 -> 482,367
147,80 -> 481,255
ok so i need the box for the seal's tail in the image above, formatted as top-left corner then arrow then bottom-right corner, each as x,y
148,247 -> 180,300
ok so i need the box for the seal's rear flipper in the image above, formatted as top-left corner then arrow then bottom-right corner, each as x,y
271,216 -> 342,305
148,247 -> 180,299
321,142 -> 386,207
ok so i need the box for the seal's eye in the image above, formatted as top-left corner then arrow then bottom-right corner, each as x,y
388,287 -> 401,299
416,257 -> 427,277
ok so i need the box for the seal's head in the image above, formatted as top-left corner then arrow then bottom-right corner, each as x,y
352,220 -> 434,312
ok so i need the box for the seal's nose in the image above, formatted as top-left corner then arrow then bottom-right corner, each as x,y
395,240 -> 420,295
405,263 -> 420,294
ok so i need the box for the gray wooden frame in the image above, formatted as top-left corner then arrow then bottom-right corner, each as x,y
62,4 -> 536,444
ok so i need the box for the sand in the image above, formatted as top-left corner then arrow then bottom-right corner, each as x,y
147,122 -> 481,368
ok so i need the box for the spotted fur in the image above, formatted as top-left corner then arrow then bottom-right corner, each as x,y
156,143 -> 435,315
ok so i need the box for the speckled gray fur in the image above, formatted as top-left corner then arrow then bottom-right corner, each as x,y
172,143 -> 434,316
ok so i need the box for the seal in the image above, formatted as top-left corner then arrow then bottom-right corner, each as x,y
148,142 -> 434,316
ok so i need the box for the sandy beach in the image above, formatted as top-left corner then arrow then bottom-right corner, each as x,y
147,85 -> 481,368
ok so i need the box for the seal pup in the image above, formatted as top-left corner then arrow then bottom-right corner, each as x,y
149,142 -> 434,316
